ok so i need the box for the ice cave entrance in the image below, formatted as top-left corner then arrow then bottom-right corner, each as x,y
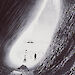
5,0 -> 61,69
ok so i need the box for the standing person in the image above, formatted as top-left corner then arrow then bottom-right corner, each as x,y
34,53 -> 37,60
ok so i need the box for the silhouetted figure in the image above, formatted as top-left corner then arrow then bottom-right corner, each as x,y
23,50 -> 27,62
25,50 -> 27,51
23,55 -> 26,62
34,53 -> 37,59
31,41 -> 34,43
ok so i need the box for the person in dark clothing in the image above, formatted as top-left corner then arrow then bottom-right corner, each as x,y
34,53 -> 37,59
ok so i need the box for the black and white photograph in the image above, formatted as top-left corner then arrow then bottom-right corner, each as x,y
0,0 -> 75,75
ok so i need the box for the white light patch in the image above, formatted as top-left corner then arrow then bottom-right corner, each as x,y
6,0 -> 61,69
53,0 -> 61,13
